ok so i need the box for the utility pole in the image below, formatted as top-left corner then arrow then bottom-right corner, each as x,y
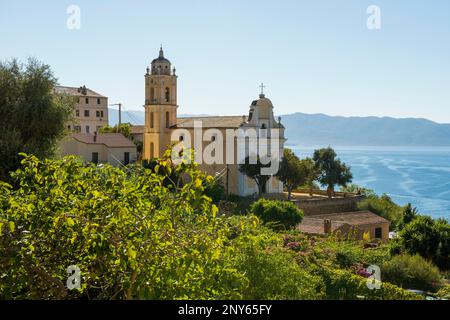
108,103 -> 122,133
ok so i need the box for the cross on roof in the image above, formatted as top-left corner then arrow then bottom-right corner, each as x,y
259,83 -> 265,95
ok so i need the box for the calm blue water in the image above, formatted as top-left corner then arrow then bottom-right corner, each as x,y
291,146 -> 450,221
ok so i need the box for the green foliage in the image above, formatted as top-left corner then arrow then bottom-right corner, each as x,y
238,156 -> 272,196
312,147 -> 353,198
204,179 -> 225,203
358,194 -> 404,228
276,149 -> 316,200
396,203 -> 419,230
0,58 -> 75,181
99,123 -> 142,154
249,199 -> 303,230
236,243 -> 325,299
381,254 -> 443,292
0,153 -> 255,299
391,216 -> 450,270
340,184 -> 375,196
317,267 -> 422,300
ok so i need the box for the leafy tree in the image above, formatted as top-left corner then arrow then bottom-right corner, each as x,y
0,152 -> 254,299
312,147 -> 353,198
276,149 -> 315,200
0,58 -> 75,181
239,155 -> 273,196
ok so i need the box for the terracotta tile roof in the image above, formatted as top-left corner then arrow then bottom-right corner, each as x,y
298,218 -> 347,234
297,211 -> 389,235
54,85 -> 106,98
71,133 -> 136,148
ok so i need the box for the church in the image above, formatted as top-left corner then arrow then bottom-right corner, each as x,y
140,47 -> 286,196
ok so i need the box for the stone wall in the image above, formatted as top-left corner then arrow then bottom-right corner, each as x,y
293,195 -> 366,216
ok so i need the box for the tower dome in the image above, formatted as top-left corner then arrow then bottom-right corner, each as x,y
151,46 -> 171,75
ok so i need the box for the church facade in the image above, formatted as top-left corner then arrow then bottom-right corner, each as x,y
142,48 -> 286,196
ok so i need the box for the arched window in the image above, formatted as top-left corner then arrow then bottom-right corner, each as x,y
150,112 -> 154,128
150,142 -> 154,158
179,135 -> 184,141
165,87 -> 170,102
165,111 -> 170,128
150,87 -> 155,102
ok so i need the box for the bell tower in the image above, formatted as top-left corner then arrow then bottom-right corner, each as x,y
143,47 -> 178,160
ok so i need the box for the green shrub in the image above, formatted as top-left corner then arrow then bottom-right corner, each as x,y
204,179 -> 225,203
236,243 -> 325,299
381,254 -> 443,292
249,199 -> 304,230
0,154 -> 252,300
318,267 -> 422,300
391,216 -> 450,270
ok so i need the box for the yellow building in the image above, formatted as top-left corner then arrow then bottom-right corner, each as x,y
140,48 -> 286,196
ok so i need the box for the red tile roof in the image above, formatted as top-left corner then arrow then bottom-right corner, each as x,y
297,211 -> 389,235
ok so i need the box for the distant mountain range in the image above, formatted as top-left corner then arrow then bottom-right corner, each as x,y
109,109 -> 450,146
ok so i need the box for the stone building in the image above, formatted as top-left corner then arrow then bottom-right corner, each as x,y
137,47 -> 286,196
60,132 -> 137,166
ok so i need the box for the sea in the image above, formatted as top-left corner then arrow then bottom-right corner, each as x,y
291,146 -> 450,221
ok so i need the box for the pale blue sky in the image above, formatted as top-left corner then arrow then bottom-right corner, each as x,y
1,1 -> 449,122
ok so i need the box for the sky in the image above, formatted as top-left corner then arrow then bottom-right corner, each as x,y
1,0 -> 450,122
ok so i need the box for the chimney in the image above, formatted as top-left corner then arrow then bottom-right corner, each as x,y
93,131 -> 97,142
324,219 -> 332,234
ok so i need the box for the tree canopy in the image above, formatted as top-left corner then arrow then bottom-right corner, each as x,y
0,58 -> 74,181
276,149 -> 315,200
313,147 -> 353,198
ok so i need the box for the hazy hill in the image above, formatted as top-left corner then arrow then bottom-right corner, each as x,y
281,113 -> 450,146
108,109 -> 450,146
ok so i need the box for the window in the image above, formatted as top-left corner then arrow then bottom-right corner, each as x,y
150,143 -> 154,158
261,123 -> 267,129
85,98 -> 89,104
179,135 -> 184,141
124,152 -> 130,165
96,110 -> 104,118
165,111 -> 170,128
86,126 -> 90,133
150,112 -> 154,128
76,109 -> 80,117
375,227 -> 382,239
92,152 -> 99,164
74,125 -> 81,133
67,125 -> 71,131
150,87 -> 155,102
165,87 -> 170,102
97,98 -> 101,105
84,110 -> 90,117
